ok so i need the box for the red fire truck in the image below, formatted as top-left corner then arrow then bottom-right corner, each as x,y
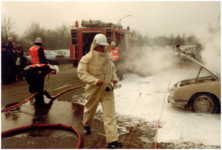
70,20 -> 134,66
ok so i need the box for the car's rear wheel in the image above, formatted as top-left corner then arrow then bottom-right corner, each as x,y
190,93 -> 220,114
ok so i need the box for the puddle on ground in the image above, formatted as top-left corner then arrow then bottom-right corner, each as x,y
2,96 -> 128,139
2,96 -> 84,138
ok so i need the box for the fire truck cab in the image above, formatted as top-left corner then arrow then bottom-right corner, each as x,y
70,20 -> 134,66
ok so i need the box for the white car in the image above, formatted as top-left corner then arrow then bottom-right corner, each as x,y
168,53 -> 220,114
54,49 -> 70,62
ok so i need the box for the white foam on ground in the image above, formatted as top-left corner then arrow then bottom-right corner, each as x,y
96,72 -> 220,146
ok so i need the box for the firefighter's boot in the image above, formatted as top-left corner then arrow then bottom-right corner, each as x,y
108,141 -> 123,149
84,126 -> 91,135
43,90 -> 53,99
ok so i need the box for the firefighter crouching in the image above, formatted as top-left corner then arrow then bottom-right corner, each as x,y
77,34 -> 122,148
23,64 -> 59,106
24,37 -> 58,106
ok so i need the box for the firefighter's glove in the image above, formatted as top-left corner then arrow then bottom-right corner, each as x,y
96,80 -> 104,86
113,80 -> 118,85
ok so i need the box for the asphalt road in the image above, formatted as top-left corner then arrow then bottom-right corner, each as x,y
1,64 -> 156,149
1,63 -> 219,149
1,64 -> 107,148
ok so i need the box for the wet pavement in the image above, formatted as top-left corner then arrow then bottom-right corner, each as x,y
1,97 -> 158,149
1,64 -> 221,149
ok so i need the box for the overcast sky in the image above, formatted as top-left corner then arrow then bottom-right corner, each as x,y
1,1 -> 221,37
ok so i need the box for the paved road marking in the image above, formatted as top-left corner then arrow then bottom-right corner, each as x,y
54,84 -> 70,90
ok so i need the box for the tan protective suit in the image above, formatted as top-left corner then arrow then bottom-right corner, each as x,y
77,42 -> 119,143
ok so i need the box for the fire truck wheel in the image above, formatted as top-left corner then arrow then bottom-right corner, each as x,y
72,61 -> 78,67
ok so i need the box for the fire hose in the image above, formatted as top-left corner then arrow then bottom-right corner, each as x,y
1,84 -> 86,112
154,77 -> 172,149
2,123 -> 82,149
1,84 -> 86,149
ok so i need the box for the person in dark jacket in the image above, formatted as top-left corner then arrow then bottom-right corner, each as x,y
18,53 -> 28,80
6,37 -> 18,83
1,41 -> 9,85
23,64 -> 59,106
15,44 -> 26,80
25,37 -> 53,106
17,44 -> 23,56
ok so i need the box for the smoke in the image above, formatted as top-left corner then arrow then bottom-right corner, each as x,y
193,23 -> 221,75
117,23 -> 220,81
119,46 -> 179,77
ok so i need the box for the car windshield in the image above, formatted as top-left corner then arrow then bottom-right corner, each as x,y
47,51 -> 57,55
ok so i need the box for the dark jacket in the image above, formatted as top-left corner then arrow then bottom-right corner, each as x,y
20,56 -> 28,69
38,47 -> 47,64
1,50 -> 9,67
17,49 -> 24,56
6,41 -> 17,64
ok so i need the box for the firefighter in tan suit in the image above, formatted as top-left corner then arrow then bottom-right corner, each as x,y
77,34 -> 122,148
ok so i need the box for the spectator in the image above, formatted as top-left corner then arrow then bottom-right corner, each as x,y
15,44 -> 26,80
6,37 -> 18,83
17,44 -> 23,56
15,52 -> 20,81
1,41 -> 9,85
18,52 -> 28,80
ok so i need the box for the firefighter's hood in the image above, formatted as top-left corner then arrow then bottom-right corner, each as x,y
81,42 -> 109,63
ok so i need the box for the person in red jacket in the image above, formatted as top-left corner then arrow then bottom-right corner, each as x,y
29,37 -> 48,64
110,41 -> 119,61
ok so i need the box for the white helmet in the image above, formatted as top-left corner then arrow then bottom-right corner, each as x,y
111,41 -> 116,46
49,65 -> 59,74
34,37 -> 43,44
93,34 -> 109,46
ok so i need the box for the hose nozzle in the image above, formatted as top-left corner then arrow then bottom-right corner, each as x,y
104,83 -> 122,93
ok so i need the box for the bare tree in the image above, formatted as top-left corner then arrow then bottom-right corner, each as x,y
24,22 -> 44,46
1,15 -> 15,42
43,29 -> 58,49
56,23 -> 70,49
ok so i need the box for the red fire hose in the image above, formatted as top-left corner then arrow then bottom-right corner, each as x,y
1,84 -> 86,148
1,92 -> 38,112
1,85 -> 86,112
52,84 -> 86,98
2,123 -> 82,149
154,78 -> 172,149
